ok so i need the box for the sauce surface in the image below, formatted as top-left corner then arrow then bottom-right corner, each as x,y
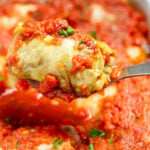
0,0 -> 149,149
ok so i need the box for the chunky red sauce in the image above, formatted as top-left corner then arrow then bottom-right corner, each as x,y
71,54 -> 93,73
0,0 -> 149,149
13,19 -> 97,52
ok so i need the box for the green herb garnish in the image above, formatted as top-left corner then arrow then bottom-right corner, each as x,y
66,26 -> 75,34
109,133 -> 114,144
89,144 -> 94,150
79,41 -> 86,44
53,137 -> 63,147
59,30 -> 68,37
16,140 -> 20,148
59,26 -> 75,37
89,128 -> 108,138
0,76 -> 4,81
90,31 -> 97,39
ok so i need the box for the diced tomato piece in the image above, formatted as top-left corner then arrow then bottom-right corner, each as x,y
0,81 -> 6,95
55,90 -> 77,102
111,66 -> 123,80
16,79 -> 29,90
71,54 -> 93,73
75,125 -> 88,143
40,75 -> 58,93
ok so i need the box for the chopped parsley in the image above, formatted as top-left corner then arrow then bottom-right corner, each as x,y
89,128 -> 108,138
0,75 -> 4,81
53,137 -> 63,147
109,133 -> 114,144
66,26 -> 75,34
89,144 -> 94,150
16,140 -> 20,148
59,26 -> 75,37
59,30 -> 68,37
90,31 -> 97,39
79,41 -> 86,44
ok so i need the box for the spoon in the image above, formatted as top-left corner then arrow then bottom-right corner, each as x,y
26,63 -> 150,102
109,63 -> 150,85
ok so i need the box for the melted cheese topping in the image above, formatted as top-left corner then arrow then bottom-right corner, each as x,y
6,73 -> 17,87
37,140 -> 74,150
0,16 -> 18,29
0,56 -> 17,87
0,56 -> 5,71
104,85 -> 117,97
126,46 -> 146,63
1,88 -> 17,97
75,93 -> 103,118
74,85 -> 118,119
0,4 -> 37,29
37,144 -> 53,150
14,4 -> 37,16
127,46 -> 141,58
9,34 -> 111,95
89,4 -> 115,24
15,37 -> 76,81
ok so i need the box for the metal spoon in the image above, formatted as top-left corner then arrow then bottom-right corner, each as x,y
109,63 -> 150,85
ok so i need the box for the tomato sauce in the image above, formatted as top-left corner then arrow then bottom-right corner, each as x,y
71,54 -> 93,73
0,0 -> 149,149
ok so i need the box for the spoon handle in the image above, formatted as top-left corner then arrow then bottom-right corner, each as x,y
123,63 -> 150,78
109,63 -> 150,86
